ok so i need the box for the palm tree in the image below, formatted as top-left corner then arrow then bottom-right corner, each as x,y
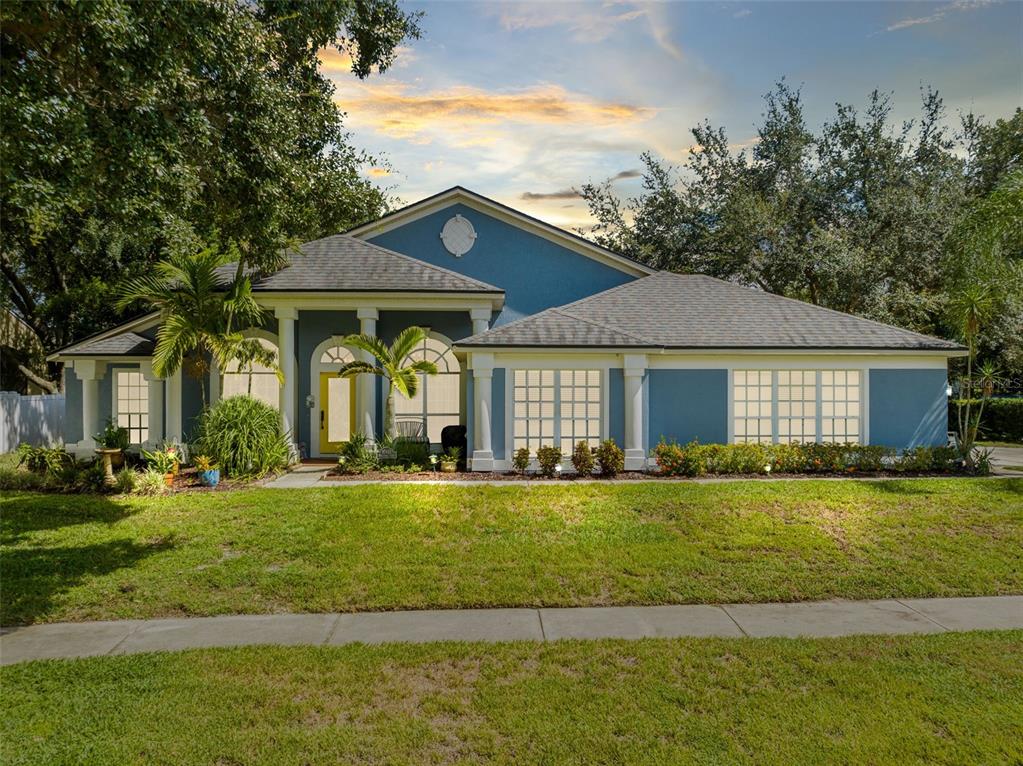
947,281 -> 998,468
336,326 -> 438,439
116,245 -> 280,408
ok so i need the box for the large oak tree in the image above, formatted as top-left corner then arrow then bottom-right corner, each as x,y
1,0 -> 421,369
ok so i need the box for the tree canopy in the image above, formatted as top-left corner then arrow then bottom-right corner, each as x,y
581,86 -> 1022,378
1,0 -> 421,359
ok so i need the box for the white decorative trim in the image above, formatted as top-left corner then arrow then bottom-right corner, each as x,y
347,188 -> 655,278
256,293 -> 502,313
440,214 -> 477,257
309,337 -> 357,458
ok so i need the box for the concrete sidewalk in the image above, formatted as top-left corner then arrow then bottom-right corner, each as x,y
2,596 -> 1020,665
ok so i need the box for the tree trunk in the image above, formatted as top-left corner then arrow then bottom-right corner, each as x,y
17,363 -> 59,394
385,382 -> 396,439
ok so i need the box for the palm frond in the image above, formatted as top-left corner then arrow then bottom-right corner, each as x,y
337,360 -> 381,379
392,366 -> 421,399
408,360 -> 439,376
390,325 -> 429,365
339,333 -> 391,366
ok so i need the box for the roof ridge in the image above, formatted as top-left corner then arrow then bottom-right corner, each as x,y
557,307 -> 656,345
677,273 -> 960,347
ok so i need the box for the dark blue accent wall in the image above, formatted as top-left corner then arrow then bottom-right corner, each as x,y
367,203 -> 638,325
647,369 -> 729,448
63,367 -> 83,444
869,368 -> 948,448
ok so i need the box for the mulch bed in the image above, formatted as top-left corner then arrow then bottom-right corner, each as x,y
321,468 -> 975,482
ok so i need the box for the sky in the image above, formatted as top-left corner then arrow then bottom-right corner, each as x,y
322,0 -> 1023,231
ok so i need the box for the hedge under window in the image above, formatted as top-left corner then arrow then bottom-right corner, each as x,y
733,369 -> 862,445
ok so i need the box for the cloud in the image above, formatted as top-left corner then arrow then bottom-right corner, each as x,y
733,9 -> 752,19
611,169 -> 642,180
366,167 -> 391,177
520,188 -> 581,201
884,0 -> 997,32
335,82 -> 654,140
487,1 -> 682,59
317,44 -> 417,74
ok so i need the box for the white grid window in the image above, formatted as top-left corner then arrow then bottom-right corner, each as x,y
822,370 -> 862,443
513,370 -> 602,454
394,336 -> 460,444
733,370 -> 773,444
513,370 -> 555,453
559,370 -> 601,453
733,370 -> 862,445
223,338 -> 279,409
115,371 -> 148,445
777,370 -> 817,444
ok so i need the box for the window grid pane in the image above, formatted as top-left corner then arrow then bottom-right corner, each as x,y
777,370 -> 817,444
513,369 -> 556,453
821,369 -> 862,444
115,371 -> 149,445
733,370 -> 773,444
558,370 -> 601,454
400,337 -> 460,444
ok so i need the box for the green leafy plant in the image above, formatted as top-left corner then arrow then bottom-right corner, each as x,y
114,468 -> 138,494
191,396 -> 290,478
512,447 -> 531,474
142,447 -> 178,474
336,432 -> 379,475
571,441 -> 595,476
335,326 -> 438,439
535,445 -> 563,478
192,455 -> 215,472
595,439 -> 624,477
0,467 -> 46,492
16,444 -> 73,476
94,419 -> 130,450
134,468 -> 168,496
652,438 -> 707,477
440,446 -> 462,466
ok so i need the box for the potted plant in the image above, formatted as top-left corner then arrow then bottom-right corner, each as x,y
439,446 -> 461,473
142,447 -> 179,487
93,419 -> 129,486
193,455 -> 220,488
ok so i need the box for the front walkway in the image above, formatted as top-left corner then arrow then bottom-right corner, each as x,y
3,596 -> 1020,665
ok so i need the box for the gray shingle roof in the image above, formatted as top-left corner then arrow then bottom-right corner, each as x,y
459,272 -> 964,351
62,332 -> 155,356
221,235 -> 502,294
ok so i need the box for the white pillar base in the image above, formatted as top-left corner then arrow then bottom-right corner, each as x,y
624,449 -> 647,471
471,451 -> 494,472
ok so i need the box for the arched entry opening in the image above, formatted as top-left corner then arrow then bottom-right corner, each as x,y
310,338 -> 357,456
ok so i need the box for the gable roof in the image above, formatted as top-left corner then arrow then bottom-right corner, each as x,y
59,332 -> 155,357
231,234 -> 503,294
346,186 -> 656,278
458,272 -> 965,352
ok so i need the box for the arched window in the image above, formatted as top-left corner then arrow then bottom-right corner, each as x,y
393,335 -> 460,443
321,345 -> 354,365
222,337 -> 279,409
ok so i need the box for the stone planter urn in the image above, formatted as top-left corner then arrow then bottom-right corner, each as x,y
439,460 -> 458,473
94,448 -> 122,487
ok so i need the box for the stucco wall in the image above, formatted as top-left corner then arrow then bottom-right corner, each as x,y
869,368 -> 948,448
647,369 -> 729,448
367,203 -> 637,326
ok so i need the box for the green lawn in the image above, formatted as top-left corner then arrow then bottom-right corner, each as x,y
2,480 -> 1021,625
3,631 -> 1021,765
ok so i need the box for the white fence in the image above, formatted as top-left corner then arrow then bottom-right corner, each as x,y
0,392 -> 65,453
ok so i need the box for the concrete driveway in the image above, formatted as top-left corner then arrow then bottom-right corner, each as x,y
987,446 -> 1023,475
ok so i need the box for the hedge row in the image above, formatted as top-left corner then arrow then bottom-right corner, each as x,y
652,440 -> 968,477
949,398 -> 1023,443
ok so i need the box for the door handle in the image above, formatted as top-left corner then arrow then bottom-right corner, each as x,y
320,410 -> 325,429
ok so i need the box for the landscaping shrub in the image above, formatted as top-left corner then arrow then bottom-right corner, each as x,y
571,441 -> 595,476
512,447 -> 530,474
950,398 -> 1023,443
192,395 -> 291,478
535,445 -> 563,478
713,443 -> 770,474
336,432 -> 379,475
0,466 -> 46,491
114,468 -> 138,494
135,468 -> 168,495
653,439 -> 707,477
595,438 -> 624,477
16,443 -> 73,476
392,437 -> 429,468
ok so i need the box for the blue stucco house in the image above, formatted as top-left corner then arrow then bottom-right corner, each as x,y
51,187 -> 964,470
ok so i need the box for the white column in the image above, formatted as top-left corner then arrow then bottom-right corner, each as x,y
470,307 -> 491,336
208,356 -> 221,407
276,307 -> 298,450
471,353 -> 495,471
140,361 -> 164,450
357,307 -> 378,441
73,360 -> 105,456
165,368 -> 182,445
623,354 -> 647,471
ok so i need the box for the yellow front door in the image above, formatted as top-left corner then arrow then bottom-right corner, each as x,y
319,373 -> 355,454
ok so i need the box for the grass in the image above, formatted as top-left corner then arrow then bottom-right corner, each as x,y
2,480 -> 1021,625
3,631 -> 1021,765
978,440 -> 1023,448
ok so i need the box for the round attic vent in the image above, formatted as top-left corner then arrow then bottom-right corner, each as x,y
440,214 -> 477,257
